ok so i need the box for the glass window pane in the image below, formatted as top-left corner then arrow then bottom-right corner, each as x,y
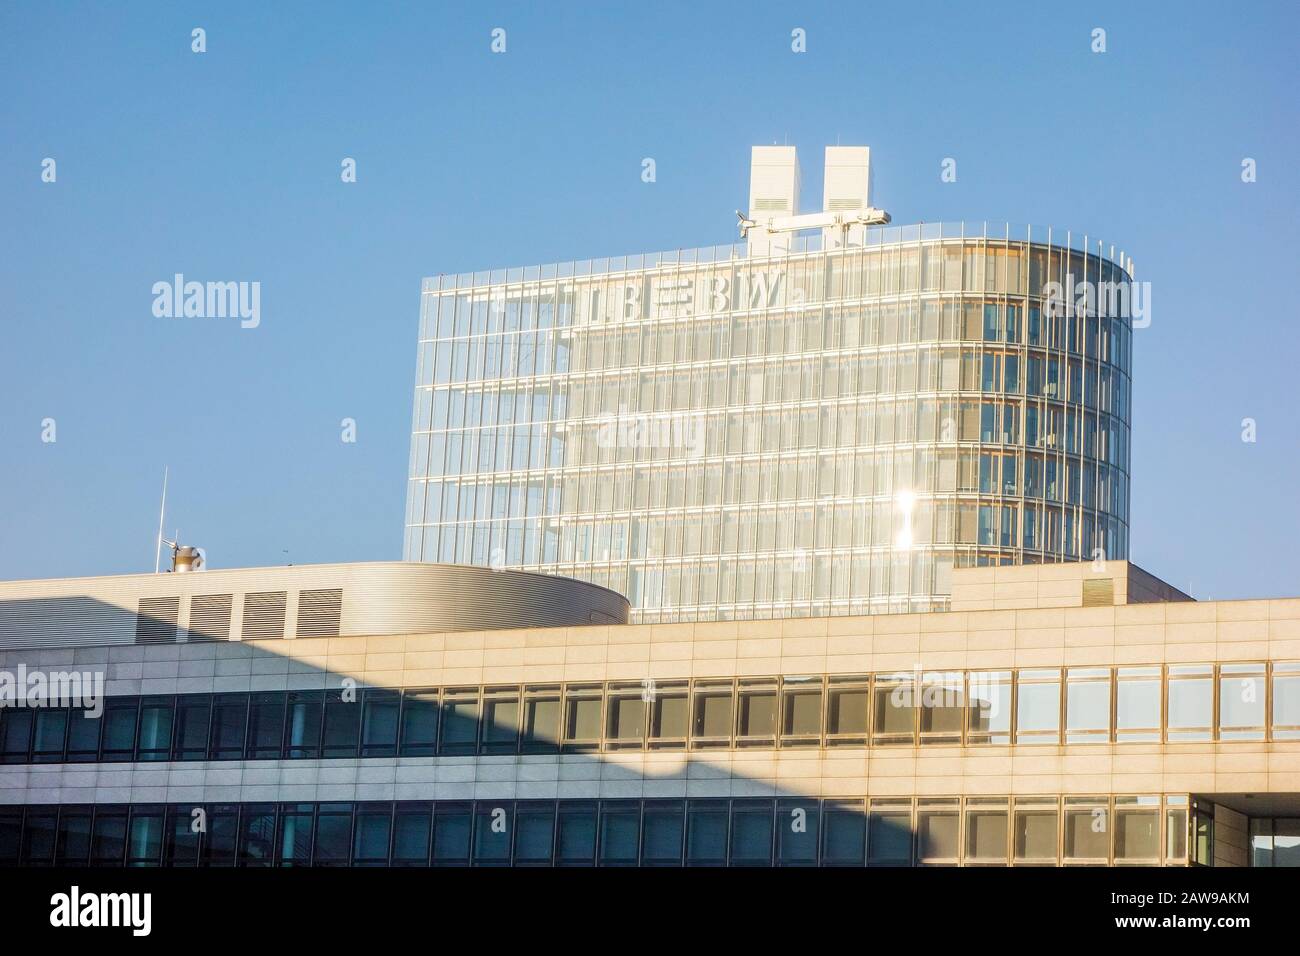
822,802 -> 866,865
522,687 -> 561,753
313,805 -> 353,866
1272,664 -> 1300,739
322,689 -> 361,758
90,810 -> 128,865
1,709 -> 34,763
481,690 -> 521,754
641,801 -> 684,866
917,801 -> 959,864
440,689 -> 481,755
353,808 -> 392,866
729,801 -> 774,866
1065,668 -> 1111,743
598,803 -> 640,866
868,801 -> 913,866
691,681 -> 734,746
31,708 -> 68,762
284,691 -> 323,759
967,671 -> 1011,744
399,690 -> 439,757
172,695 -> 211,760
56,808 -> 93,865
392,807 -> 432,865
360,689 -> 399,757
1116,667 -> 1161,742
136,697 -> 174,760
1063,798 -> 1110,863
686,800 -> 728,866
1014,800 -> 1059,863
826,678 -> 869,742
1167,666 -> 1213,741
473,803 -> 513,865
432,804 -> 472,865
781,679 -> 823,744
736,682 -> 777,743
563,686 -> 602,749
776,800 -> 819,865
648,683 -> 688,748
126,808 -> 165,866
513,804 -> 555,865
606,689 -> 647,747
1114,798 -> 1160,862
1016,669 -> 1061,743
101,698 -> 139,760
211,693 -> 250,759
1219,664 -> 1265,740
873,674 -> 915,743
965,801 -> 1008,863
556,802 -> 597,866
239,804 -> 276,866
919,672 -> 963,743
247,692 -> 286,759
275,805 -> 312,867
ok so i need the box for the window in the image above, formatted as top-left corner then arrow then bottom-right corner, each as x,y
641,800 -> 684,866
126,806 -> 165,867
472,803 -> 513,866
872,673 -> 916,745
521,685 -> 561,754
1113,796 -> 1160,863
353,804 -> 393,867
555,801 -> 597,866
1274,663 -> 1300,740
398,689 -> 439,757
736,679 -> 777,746
1015,669 -> 1061,744
284,691 -> 323,759
965,798 -> 1009,865
56,807 -> 93,865
686,800 -> 729,866
605,683 -> 648,750
826,675 -> 869,744
90,808 -> 128,866
0,708 -> 33,763
562,684 -> 602,752
1065,668 -> 1111,743
439,688 -> 480,755
822,800 -> 866,866
31,708 -> 68,763
163,805 -> 200,867
238,804 -> 276,866
729,800 -> 774,866
1014,798 -> 1058,864
1063,797 -> 1109,863
513,802 -> 555,866
67,706 -> 102,762
691,680 -> 734,748
598,802 -> 640,866
432,803 -> 472,866
322,689 -> 361,758
136,696 -> 174,761
210,693 -> 249,760
1219,663 -> 1265,740
647,681 -> 688,749
391,804 -> 432,866
480,687 -> 521,755
777,799 -> 819,866
868,799 -> 912,866
967,671 -> 1011,744
247,692 -> 287,759
204,804 -> 240,867
360,689 -> 399,758
1167,665 -> 1213,741
172,695 -> 211,760
1165,797 -> 1188,864
780,677 -> 823,746
101,698 -> 140,761
314,803 -> 353,866
1116,666 -> 1161,742
916,799 -> 959,865
919,672 -> 963,744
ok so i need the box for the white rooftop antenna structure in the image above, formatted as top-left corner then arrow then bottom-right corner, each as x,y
154,466 -> 169,573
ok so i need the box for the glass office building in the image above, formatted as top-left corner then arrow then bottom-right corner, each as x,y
404,170 -> 1134,623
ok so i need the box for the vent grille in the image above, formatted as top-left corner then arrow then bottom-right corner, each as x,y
752,198 -> 789,212
242,591 -> 286,640
188,593 -> 232,642
827,198 -> 862,211
296,588 -> 342,638
1082,578 -> 1115,607
135,597 -> 180,644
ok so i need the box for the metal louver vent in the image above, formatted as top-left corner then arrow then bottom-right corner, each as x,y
753,198 -> 789,211
827,198 -> 862,211
135,596 -> 180,644
296,588 -> 342,637
1082,578 -> 1115,607
188,593 -> 232,642
242,591 -> 287,640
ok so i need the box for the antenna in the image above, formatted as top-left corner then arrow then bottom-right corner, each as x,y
154,466 -> 169,573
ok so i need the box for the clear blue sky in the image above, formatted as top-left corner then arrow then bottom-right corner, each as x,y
1,1 -> 1296,600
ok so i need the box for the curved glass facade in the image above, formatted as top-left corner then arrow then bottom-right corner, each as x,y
404,223 -> 1133,623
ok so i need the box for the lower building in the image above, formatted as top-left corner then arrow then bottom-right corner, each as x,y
0,559 -> 1295,866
